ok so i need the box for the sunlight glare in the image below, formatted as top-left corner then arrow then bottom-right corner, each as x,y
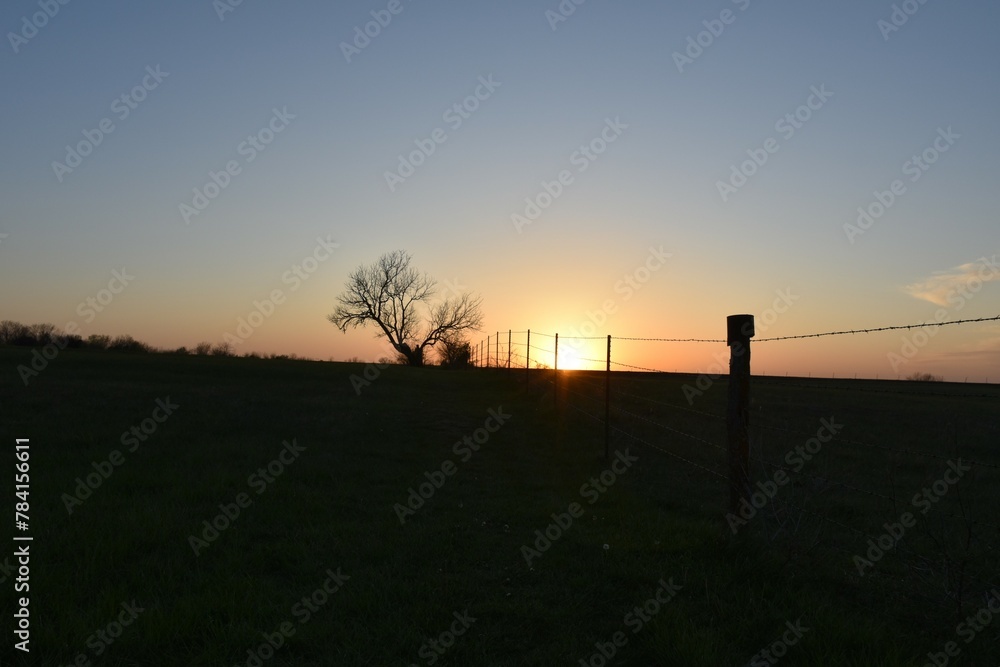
557,345 -> 585,370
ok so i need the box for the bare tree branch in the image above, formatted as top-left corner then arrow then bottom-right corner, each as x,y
423,293 -> 484,347
328,251 -> 481,366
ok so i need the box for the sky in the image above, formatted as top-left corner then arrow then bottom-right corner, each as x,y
1,0 -> 998,381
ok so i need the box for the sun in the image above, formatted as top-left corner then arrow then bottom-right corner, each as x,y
557,346 -> 585,370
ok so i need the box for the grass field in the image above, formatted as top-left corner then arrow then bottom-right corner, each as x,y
1,348 -> 998,666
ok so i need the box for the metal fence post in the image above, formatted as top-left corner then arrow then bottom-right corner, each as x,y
507,330 -> 512,371
605,334 -> 611,460
525,330 -> 531,388
553,333 -> 559,408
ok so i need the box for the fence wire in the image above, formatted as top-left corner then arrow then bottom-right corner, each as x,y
754,314 -> 1000,343
482,321 -> 1000,627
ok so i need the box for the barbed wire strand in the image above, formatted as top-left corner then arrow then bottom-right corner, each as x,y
615,336 -> 726,343
750,456 -> 899,504
609,423 -> 728,481
508,323 -> 1000,600
754,421 -> 1000,470
753,377 -> 999,399
754,315 -> 1000,343
779,499 -> 1000,597
488,314 -> 1000,349
609,360 -> 670,374
564,398 -> 607,426
612,386 -> 727,422
610,404 -> 728,453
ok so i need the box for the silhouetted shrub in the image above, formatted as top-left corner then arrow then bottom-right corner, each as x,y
0,321 -> 32,345
108,335 -> 150,353
29,323 -> 57,343
87,334 -> 111,350
906,372 -> 944,382
439,336 -> 472,369
378,354 -> 407,365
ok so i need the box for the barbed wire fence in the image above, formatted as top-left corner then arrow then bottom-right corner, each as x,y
468,315 -> 1000,621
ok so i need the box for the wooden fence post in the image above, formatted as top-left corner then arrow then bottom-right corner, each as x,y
605,334 -> 611,460
727,314 -> 754,513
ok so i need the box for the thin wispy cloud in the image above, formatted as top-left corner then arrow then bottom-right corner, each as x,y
902,256 -> 1000,306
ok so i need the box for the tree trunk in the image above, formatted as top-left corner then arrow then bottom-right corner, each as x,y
397,343 -> 424,367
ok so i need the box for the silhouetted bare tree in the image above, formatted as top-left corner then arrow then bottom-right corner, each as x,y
328,250 -> 483,366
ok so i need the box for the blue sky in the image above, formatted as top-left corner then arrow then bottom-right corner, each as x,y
1,0 -> 998,379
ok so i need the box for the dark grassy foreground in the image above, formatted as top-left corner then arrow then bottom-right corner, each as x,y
0,349 -> 997,666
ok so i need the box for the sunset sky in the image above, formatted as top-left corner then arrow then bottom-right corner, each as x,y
2,1 -> 998,381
